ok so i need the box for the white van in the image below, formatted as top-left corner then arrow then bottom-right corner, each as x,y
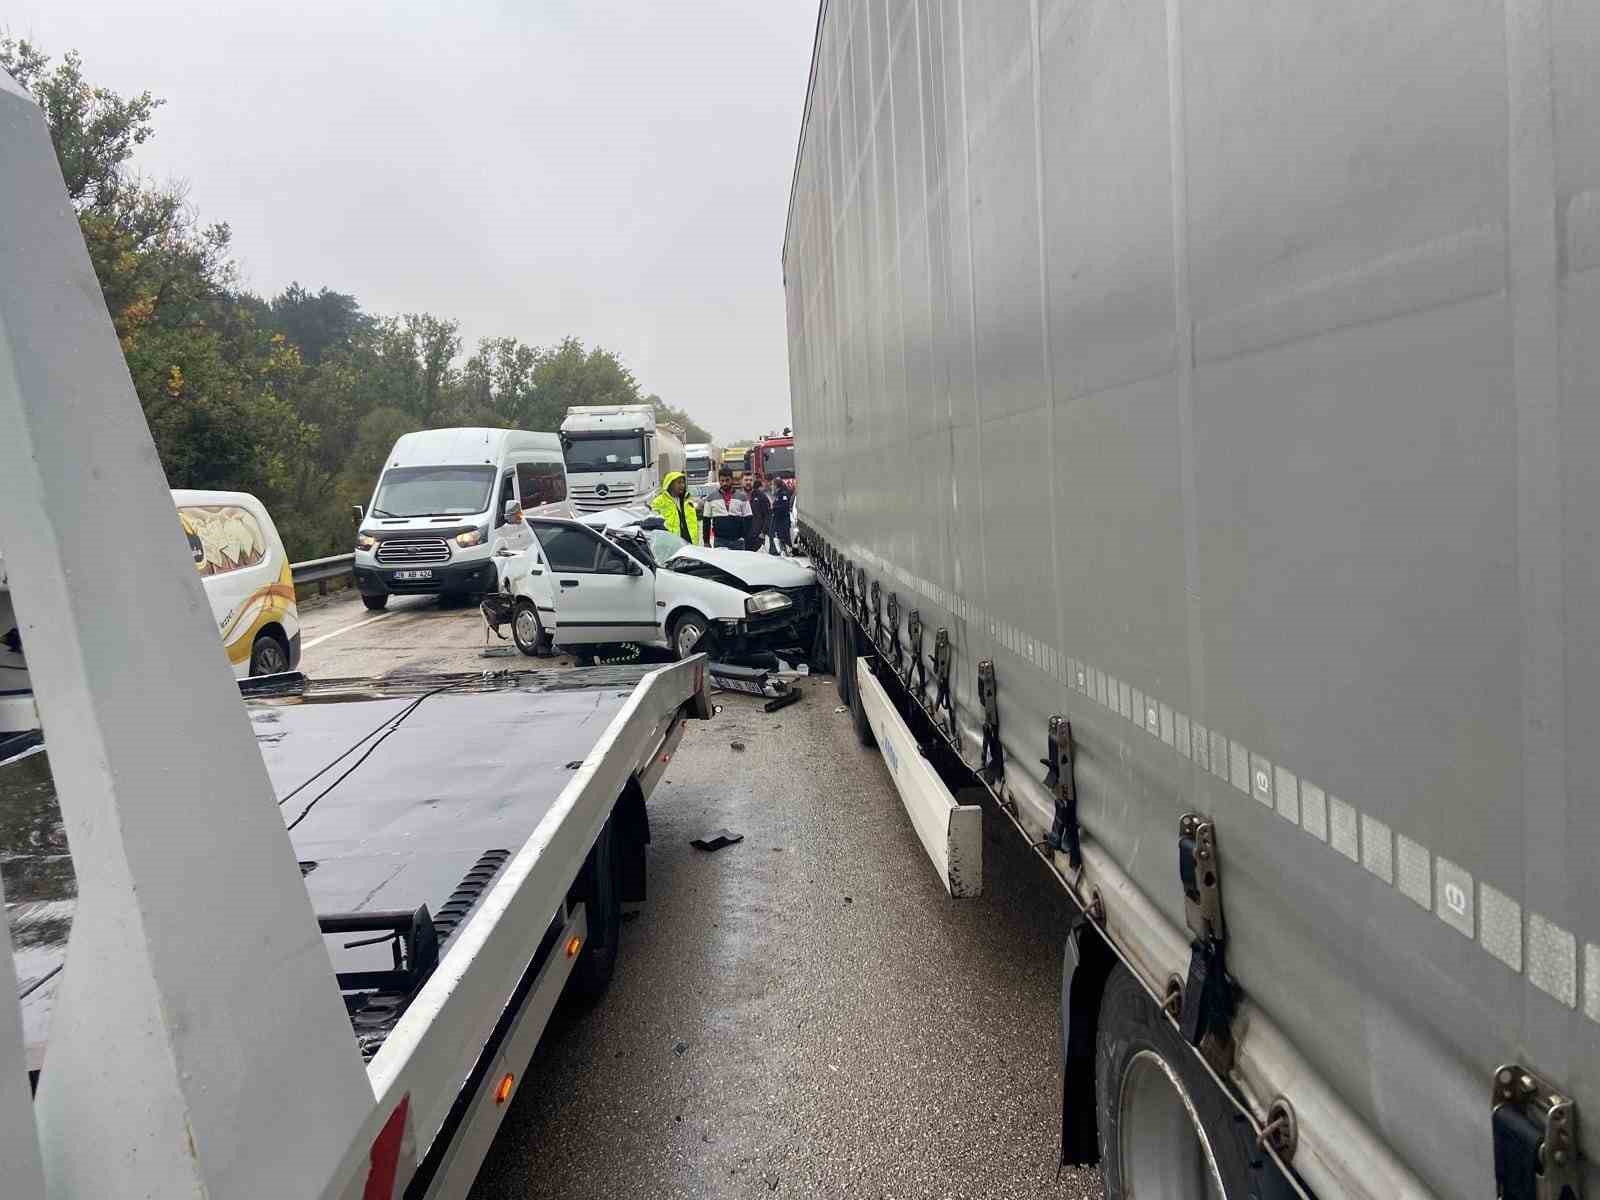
3,490 -> 299,733
353,428 -> 568,610
174,489 -> 302,677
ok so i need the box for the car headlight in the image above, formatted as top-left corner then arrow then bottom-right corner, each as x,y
456,526 -> 488,548
357,534 -> 378,552
745,590 -> 792,616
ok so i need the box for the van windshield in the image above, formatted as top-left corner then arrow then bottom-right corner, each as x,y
565,435 -> 647,472
371,465 -> 496,517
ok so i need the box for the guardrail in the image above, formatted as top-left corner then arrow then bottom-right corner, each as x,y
290,553 -> 354,594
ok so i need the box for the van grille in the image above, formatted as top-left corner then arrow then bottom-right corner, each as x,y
376,537 -> 451,564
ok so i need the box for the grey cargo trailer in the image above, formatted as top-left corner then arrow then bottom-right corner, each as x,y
782,2 -> 1596,1198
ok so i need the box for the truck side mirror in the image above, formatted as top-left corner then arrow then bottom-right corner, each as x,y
351,505 -> 364,525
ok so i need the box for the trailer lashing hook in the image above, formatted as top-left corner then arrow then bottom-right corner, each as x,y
933,628 -> 954,735
869,580 -> 883,649
1040,715 -> 1082,869
885,591 -> 902,672
907,610 -> 925,699
977,660 -> 1003,785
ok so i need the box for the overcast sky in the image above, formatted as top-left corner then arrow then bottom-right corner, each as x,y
7,0 -> 818,441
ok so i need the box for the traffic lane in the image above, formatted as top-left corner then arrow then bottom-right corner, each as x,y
471,686 -> 1102,1199
294,589 -> 579,678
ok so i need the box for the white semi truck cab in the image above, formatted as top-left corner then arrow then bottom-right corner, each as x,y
683,442 -> 721,487
560,405 -> 683,513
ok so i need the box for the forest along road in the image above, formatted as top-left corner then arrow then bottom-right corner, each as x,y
468,686 -> 1102,1200
294,588 -> 579,678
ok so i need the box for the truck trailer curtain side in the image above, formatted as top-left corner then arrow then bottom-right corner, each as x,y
782,2 -> 1597,1198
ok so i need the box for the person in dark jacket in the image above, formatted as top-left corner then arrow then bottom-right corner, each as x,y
746,478 -> 771,552
769,479 -> 793,555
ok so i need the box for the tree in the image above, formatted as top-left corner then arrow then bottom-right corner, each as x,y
1,37 -> 163,212
524,337 -> 642,429
7,38 -> 729,559
259,284 -> 370,365
645,393 -> 713,443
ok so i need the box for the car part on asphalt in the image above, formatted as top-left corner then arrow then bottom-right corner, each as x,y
689,829 -> 744,852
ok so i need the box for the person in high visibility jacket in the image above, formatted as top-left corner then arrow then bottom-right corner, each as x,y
651,470 -> 701,544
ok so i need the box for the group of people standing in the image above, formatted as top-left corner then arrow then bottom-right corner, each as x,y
652,471 -> 794,554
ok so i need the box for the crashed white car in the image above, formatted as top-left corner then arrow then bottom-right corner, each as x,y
485,514 -> 818,660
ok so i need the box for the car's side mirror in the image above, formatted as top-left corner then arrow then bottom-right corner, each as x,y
504,501 -> 524,524
351,504 -> 364,525
627,559 -> 645,577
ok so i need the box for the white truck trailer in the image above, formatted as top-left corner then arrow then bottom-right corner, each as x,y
0,68 -> 710,1199
784,3 -> 1595,1199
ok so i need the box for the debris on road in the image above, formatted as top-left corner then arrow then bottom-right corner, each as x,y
764,687 -> 801,713
730,741 -> 746,752
672,1040 -> 689,1056
690,829 -> 744,852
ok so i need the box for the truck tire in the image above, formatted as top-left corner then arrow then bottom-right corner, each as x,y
512,599 -> 550,657
568,813 -> 623,1003
1096,965 -> 1249,1200
361,594 -> 388,611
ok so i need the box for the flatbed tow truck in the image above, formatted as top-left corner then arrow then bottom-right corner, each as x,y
0,66 -> 709,1198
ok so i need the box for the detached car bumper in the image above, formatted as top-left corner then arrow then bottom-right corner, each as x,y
355,561 -> 498,598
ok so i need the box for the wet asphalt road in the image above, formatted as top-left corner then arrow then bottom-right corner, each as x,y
471,687 -> 1102,1200
300,593 -> 1102,1198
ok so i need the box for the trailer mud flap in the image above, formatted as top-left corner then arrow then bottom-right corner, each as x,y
853,658 -> 982,897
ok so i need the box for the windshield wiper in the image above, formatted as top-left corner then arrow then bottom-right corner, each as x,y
371,507 -> 400,517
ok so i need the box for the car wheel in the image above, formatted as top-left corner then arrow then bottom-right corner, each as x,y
512,599 -> 549,657
670,611 -> 711,660
248,631 -> 291,677
1096,965 -> 1249,1200
361,594 -> 388,611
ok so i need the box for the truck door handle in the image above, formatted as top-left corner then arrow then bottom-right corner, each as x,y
560,579 -> 579,588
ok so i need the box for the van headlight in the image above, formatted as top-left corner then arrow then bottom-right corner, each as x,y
456,526 -> 488,548
357,534 -> 378,552
745,590 -> 792,616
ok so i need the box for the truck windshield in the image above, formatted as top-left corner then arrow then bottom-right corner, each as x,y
371,465 -> 495,517
762,446 -> 796,476
565,435 -> 647,472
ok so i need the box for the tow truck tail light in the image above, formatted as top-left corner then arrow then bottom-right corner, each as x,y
362,1095 -> 411,1200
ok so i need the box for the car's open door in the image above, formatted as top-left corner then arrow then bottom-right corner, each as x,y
529,519 -> 659,646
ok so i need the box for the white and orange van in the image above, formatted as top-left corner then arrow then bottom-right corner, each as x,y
173,489 -> 300,677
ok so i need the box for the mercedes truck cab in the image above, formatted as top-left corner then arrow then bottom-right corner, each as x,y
353,427 -> 567,610
561,404 -> 686,512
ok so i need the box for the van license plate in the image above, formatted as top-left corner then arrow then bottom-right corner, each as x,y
393,569 -> 433,580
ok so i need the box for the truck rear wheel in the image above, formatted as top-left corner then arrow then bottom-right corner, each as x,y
568,813 -> 623,1003
1096,965 -> 1247,1199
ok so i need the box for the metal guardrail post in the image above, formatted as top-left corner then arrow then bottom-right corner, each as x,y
291,553 -> 355,595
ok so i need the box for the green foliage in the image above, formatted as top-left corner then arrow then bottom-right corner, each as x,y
4,40 -> 721,558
